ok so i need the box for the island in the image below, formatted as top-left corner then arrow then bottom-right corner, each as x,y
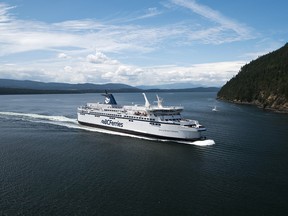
217,43 -> 288,113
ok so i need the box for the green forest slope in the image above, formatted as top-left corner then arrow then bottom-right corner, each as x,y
217,43 -> 288,112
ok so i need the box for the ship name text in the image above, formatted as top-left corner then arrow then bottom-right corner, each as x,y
101,119 -> 123,127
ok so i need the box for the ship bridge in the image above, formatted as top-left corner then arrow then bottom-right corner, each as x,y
147,106 -> 183,116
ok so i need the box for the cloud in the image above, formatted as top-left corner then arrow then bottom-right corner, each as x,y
0,3 -> 15,22
64,65 -> 72,72
58,53 -> 70,59
171,0 -> 254,42
135,7 -> 162,20
86,51 -> 118,64
87,52 -> 109,64
0,3 -> 161,56
137,61 -> 245,86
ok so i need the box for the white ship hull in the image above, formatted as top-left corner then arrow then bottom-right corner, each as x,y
77,92 -> 206,141
77,112 -> 204,141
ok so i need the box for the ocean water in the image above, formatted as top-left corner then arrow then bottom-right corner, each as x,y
0,92 -> 287,215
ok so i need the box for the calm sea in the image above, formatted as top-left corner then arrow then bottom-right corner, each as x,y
0,92 -> 287,216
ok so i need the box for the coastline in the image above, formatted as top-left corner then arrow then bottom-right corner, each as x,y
217,97 -> 288,114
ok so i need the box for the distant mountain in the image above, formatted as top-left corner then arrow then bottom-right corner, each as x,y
137,82 -> 202,90
144,87 -> 219,92
0,79 -> 219,94
0,79 -> 140,93
217,43 -> 288,113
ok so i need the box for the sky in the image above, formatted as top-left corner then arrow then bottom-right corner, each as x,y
0,0 -> 287,87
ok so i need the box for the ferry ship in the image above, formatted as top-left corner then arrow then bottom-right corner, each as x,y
77,92 -> 206,141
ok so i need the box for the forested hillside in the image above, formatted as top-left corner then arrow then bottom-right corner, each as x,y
217,43 -> 288,112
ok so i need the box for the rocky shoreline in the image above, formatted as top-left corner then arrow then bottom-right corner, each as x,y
217,97 -> 288,114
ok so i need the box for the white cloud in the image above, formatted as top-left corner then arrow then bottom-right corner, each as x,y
0,4 -> 161,56
171,0 -> 254,42
137,61 -> 244,86
86,51 -> 118,64
64,65 -> 72,72
0,3 -> 15,22
87,52 -> 108,64
136,7 -> 162,20
52,19 -> 105,31
58,53 -> 70,59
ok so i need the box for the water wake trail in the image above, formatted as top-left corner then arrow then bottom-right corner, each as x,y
0,111 -> 76,123
177,139 -> 215,146
0,111 -> 79,129
0,111 -> 215,146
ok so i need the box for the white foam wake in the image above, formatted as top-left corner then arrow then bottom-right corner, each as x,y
177,139 -> 215,146
0,111 -> 75,121
0,111 -> 215,146
0,111 -> 77,124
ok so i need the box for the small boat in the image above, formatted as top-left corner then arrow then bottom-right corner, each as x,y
212,106 -> 218,112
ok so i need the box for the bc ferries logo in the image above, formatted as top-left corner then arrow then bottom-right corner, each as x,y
105,97 -> 110,104
101,119 -> 123,127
